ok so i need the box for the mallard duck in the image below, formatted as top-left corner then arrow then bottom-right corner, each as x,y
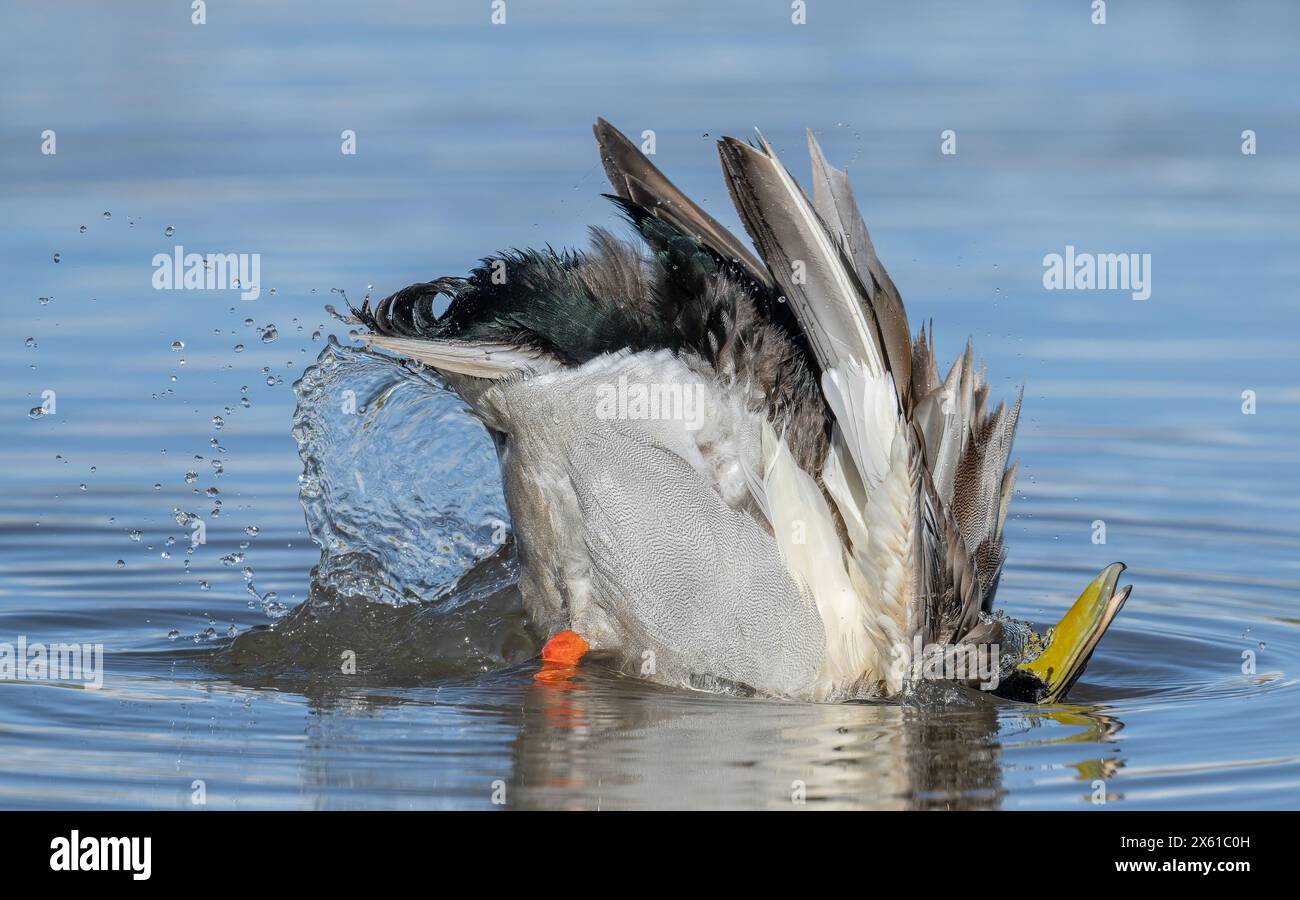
358,118 -> 1131,703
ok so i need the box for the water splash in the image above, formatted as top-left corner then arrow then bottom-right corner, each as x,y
292,336 -> 509,603
220,337 -> 532,682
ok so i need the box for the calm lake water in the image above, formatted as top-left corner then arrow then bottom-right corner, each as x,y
2,1 -> 1299,809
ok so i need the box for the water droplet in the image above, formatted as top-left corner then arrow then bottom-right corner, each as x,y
24,337 -> 36,348
102,211 -> 111,220
79,225 -> 87,234
167,629 -> 180,640
128,529 -> 142,542
52,253 -> 61,263
171,340 -> 185,351
164,225 -> 175,237
184,471 -> 198,484
233,343 -> 245,353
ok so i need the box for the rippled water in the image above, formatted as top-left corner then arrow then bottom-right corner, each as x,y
3,1 -> 1299,809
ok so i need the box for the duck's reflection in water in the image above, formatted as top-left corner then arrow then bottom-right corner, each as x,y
209,626 -> 1125,809
508,669 -> 1007,810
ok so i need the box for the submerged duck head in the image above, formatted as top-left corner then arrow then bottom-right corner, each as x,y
358,118 -> 1131,703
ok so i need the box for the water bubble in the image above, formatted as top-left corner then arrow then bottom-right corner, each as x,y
260,325 -> 278,343
233,343 -> 245,353
167,630 -> 180,641
103,211 -> 111,220
116,560 -> 125,568
171,340 -> 185,351
211,415 -> 224,430
24,337 -> 36,348
244,525 -> 259,536
199,580 -> 210,591
79,225 -> 87,234
39,296 -> 51,305
128,529 -> 142,542
184,472 -> 198,484
28,406 -> 45,419
52,253 -> 61,263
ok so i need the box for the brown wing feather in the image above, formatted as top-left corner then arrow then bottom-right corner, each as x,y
593,118 -> 771,289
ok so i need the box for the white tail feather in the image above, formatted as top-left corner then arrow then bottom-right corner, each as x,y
820,361 -> 899,496
365,335 -> 556,379
760,422 -> 876,694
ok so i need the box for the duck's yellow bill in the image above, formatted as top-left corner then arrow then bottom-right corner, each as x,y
1017,562 -> 1131,703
